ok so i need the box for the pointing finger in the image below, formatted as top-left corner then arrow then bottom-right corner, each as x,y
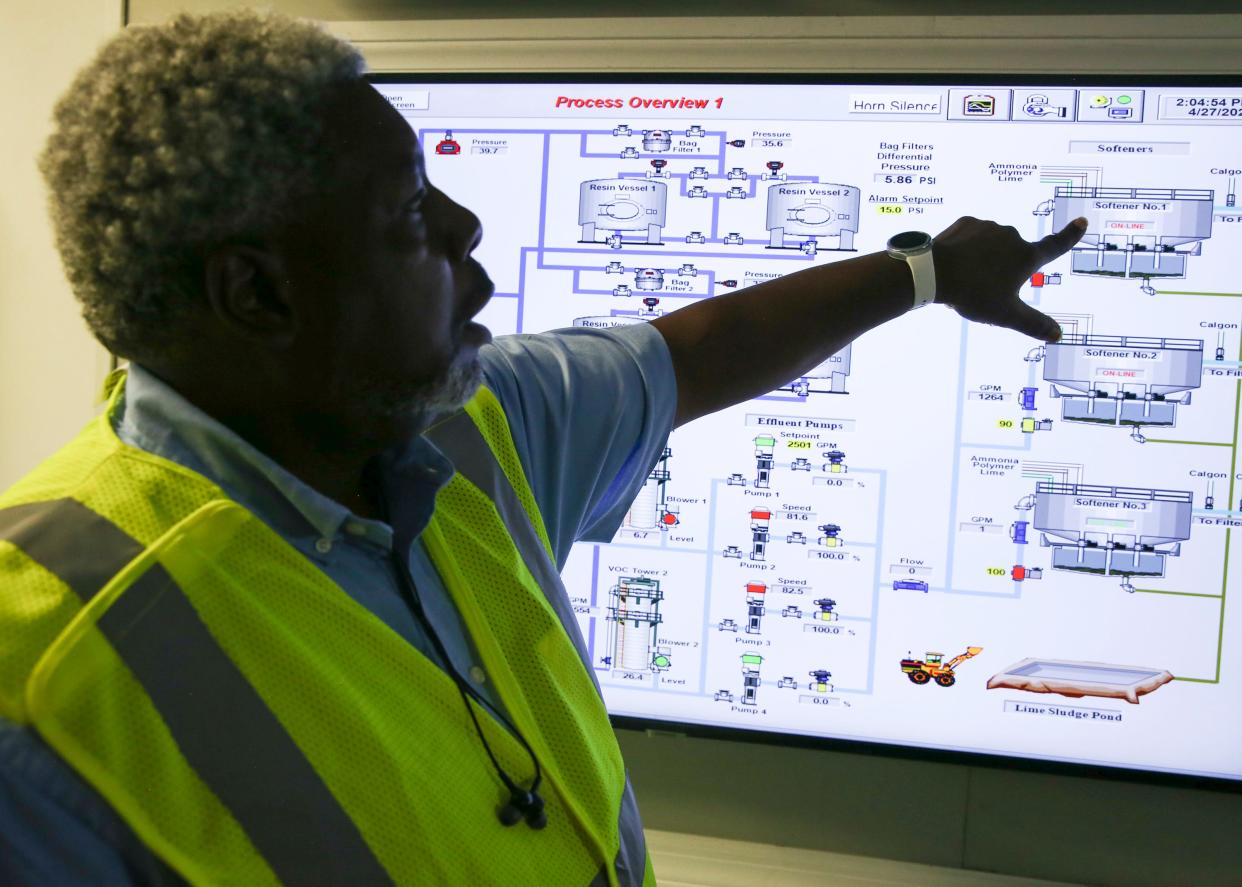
1033,217 -> 1088,264
1002,297 -> 1063,343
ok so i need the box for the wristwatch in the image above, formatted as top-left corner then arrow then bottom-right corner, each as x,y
886,231 -> 936,309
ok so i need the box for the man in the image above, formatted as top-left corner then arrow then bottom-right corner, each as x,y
0,11 -> 1082,886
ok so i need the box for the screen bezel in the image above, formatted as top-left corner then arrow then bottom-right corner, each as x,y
370,70 -> 1242,793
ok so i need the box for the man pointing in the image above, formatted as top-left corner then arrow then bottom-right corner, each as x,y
0,11 -> 1081,885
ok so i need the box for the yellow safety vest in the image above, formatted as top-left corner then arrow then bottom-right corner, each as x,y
0,375 -> 655,886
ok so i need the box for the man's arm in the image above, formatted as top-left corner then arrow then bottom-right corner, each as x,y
479,323 -> 677,564
651,216 -> 1085,427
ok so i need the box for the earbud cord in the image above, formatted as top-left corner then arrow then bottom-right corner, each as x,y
457,680 -> 543,802
381,497 -> 544,811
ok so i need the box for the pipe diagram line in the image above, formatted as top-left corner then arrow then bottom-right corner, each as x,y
1141,335 -> 1240,684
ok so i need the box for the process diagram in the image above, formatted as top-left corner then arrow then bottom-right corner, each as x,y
407,89 -> 1242,780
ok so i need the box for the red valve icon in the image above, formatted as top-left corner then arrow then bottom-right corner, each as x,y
435,130 -> 461,155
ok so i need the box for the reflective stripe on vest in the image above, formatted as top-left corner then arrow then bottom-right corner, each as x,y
1,501 -> 390,884
6,499 -> 391,883
0,498 -> 142,602
0,380 -> 652,886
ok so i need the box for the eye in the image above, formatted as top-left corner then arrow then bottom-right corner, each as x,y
404,188 -> 428,216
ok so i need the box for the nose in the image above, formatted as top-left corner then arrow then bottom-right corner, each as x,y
433,187 -> 483,261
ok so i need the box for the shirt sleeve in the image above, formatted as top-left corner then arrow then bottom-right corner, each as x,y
478,322 -> 677,567
0,717 -> 183,886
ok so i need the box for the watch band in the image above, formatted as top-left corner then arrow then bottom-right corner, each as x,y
886,231 -> 936,309
907,249 -> 936,308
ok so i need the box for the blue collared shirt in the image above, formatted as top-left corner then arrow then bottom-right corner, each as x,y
0,323 -> 676,885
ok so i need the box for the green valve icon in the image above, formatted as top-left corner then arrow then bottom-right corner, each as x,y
741,653 -> 764,666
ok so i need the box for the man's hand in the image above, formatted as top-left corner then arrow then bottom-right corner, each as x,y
932,216 -> 1088,343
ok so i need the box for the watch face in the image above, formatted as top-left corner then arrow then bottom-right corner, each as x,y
888,231 -> 930,252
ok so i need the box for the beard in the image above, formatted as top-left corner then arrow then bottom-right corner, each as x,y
410,359 -> 484,418
357,357 -> 483,429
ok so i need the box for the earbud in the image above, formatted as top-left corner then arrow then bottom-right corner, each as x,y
498,788 -> 547,829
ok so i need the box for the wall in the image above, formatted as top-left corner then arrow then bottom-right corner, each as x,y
125,0 -> 1241,23
15,4 -> 1242,884
0,3 -> 119,488
619,731 -> 1242,885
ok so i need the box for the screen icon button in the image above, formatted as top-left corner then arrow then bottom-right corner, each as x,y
947,89 -> 1012,121
1016,89 -> 1076,121
1078,90 -> 1144,122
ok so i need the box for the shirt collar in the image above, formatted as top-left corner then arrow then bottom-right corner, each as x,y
112,365 -> 454,548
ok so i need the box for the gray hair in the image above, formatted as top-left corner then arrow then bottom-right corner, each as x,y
39,11 -> 366,361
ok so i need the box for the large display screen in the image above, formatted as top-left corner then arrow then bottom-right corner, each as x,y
375,76 -> 1242,784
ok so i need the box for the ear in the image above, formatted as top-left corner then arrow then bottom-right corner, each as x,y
203,244 -> 297,348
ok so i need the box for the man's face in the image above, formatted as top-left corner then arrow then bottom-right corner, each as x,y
275,81 -> 493,442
